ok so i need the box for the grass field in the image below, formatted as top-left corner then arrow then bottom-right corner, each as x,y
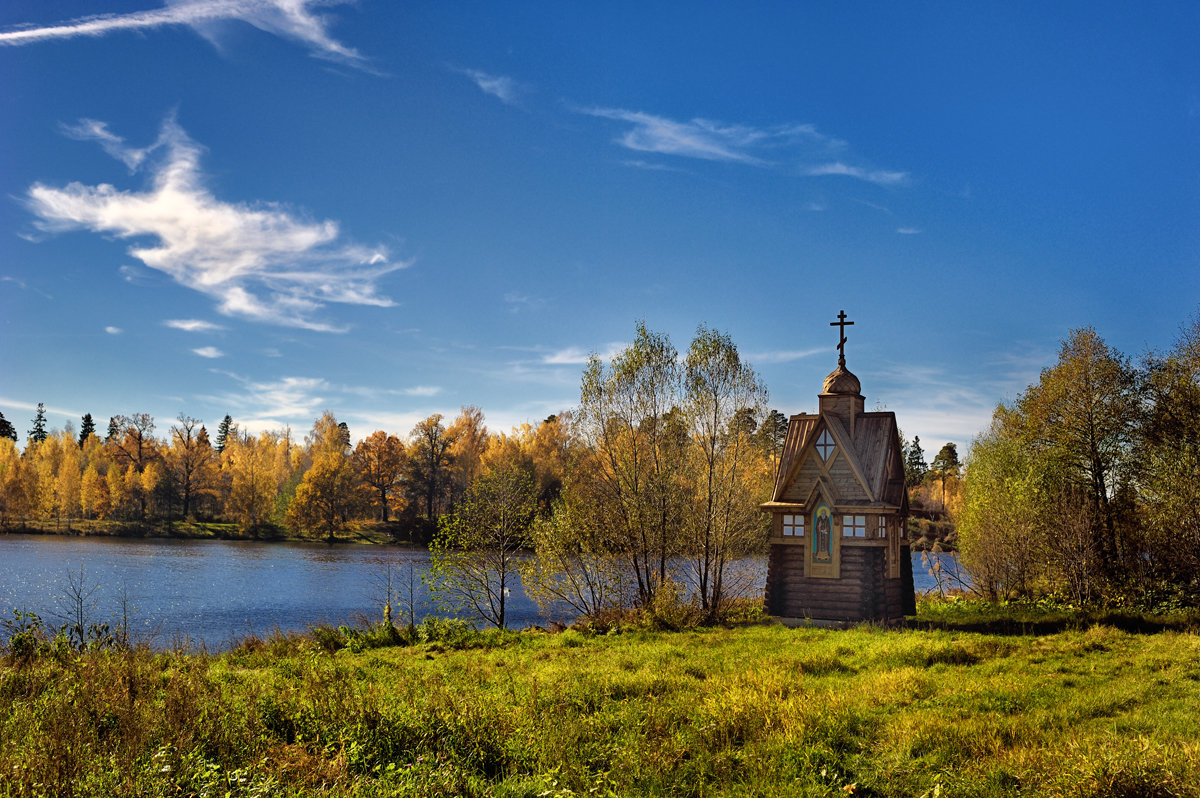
3,610 -> 1200,797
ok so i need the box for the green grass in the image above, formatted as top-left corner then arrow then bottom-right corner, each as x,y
2,620 -> 1199,797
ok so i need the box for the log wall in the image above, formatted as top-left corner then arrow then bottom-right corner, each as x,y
765,543 -> 913,622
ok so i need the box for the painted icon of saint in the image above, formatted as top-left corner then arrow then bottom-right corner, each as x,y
814,505 -> 832,562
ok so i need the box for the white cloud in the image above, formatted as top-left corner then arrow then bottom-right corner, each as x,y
460,68 -> 522,105
746,347 -> 827,365
805,162 -> 908,187
166,318 -> 225,332
542,343 -> 627,365
581,107 -> 907,187
896,227 -> 922,235
192,346 -> 224,358
403,385 -> 442,397
26,116 -> 406,332
105,326 -> 123,335
0,0 -> 367,68
208,374 -> 329,427
583,108 -> 828,165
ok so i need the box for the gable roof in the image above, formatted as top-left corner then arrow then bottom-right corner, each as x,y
770,410 -> 905,508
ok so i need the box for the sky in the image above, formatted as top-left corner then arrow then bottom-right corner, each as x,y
2,1 -> 1198,457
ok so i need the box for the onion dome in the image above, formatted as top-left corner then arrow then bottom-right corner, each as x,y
821,364 -> 861,396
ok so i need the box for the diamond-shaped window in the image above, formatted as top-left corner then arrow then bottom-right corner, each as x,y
815,429 -> 835,462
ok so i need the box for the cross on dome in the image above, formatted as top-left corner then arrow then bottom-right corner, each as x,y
830,310 -> 854,366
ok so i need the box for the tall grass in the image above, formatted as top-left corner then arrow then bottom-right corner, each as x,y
2,619 -> 1199,796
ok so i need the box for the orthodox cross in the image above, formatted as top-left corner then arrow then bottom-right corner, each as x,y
830,310 -> 854,366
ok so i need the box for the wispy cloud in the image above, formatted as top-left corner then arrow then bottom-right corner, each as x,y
581,107 -> 906,186
26,116 -> 406,332
804,162 -> 908,187
207,374 -> 329,429
192,346 -> 224,358
582,107 -> 830,165
403,385 -> 442,397
105,326 -> 123,335
459,68 -> 522,105
0,0 -> 368,68
166,318 -> 226,332
542,343 -> 627,365
896,227 -> 922,235
2,275 -> 53,299
621,159 -> 685,172
503,292 -> 544,313
746,347 -> 827,365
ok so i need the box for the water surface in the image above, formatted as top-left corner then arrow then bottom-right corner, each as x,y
0,534 -> 961,648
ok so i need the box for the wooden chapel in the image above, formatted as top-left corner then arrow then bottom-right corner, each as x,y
760,311 -> 915,623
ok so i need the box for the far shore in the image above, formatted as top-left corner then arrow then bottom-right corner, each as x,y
0,519 -> 415,546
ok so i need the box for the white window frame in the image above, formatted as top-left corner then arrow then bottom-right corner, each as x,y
842,514 -> 866,538
782,513 -> 805,537
877,516 -> 888,539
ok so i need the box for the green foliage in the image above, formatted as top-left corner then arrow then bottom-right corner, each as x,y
428,464 -> 537,628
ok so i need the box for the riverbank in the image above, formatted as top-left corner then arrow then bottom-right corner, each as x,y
3,614 -> 1199,797
0,518 -> 405,545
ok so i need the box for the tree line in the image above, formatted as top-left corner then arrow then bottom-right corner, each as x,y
0,324 -> 786,623
959,314 -> 1200,607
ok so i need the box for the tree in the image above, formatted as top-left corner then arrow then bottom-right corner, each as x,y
286,450 -> 362,542
80,463 -> 108,519
0,438 -> 31,522
164,415 -> 216,520
930,442 -> 961,511
904,435 -> 928,487
428,464 -> 537,628
523,481 -> 631,620
447,406 -> 489,503
578,322 -> 687,605
683,324 -> 770,618
0,411 -> 18,442
215,415 -> 235,454
1012,327 -> 1140,571
78,413 -> 96,448
352,430 -> 407,522
109,414 -> 157,470
1138,314 -> 1200,587
407,414 -> 456,523
754,409 -> 789,469
106,416 -> 119,443
223,432 -> 278,532
958,428 -> 1048,599
28,403 -> 48,445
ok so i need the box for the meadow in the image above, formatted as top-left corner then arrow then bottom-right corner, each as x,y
2,609 -> 1199,797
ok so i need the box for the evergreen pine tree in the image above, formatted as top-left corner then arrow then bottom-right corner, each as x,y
216,414 -> 234,453
107,416 -> 120,442
78,413 -> 96,448
29,403 -> 48,444
904,435 -> 928,487
0,411 -> 16,442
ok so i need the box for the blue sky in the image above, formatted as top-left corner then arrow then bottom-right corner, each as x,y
2,1 -> 1198,455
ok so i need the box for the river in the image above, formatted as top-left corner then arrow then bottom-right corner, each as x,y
0,534 -> 963,649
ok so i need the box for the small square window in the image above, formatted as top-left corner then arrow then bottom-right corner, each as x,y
782,514 -> 805,537
842,515 -> 866,537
